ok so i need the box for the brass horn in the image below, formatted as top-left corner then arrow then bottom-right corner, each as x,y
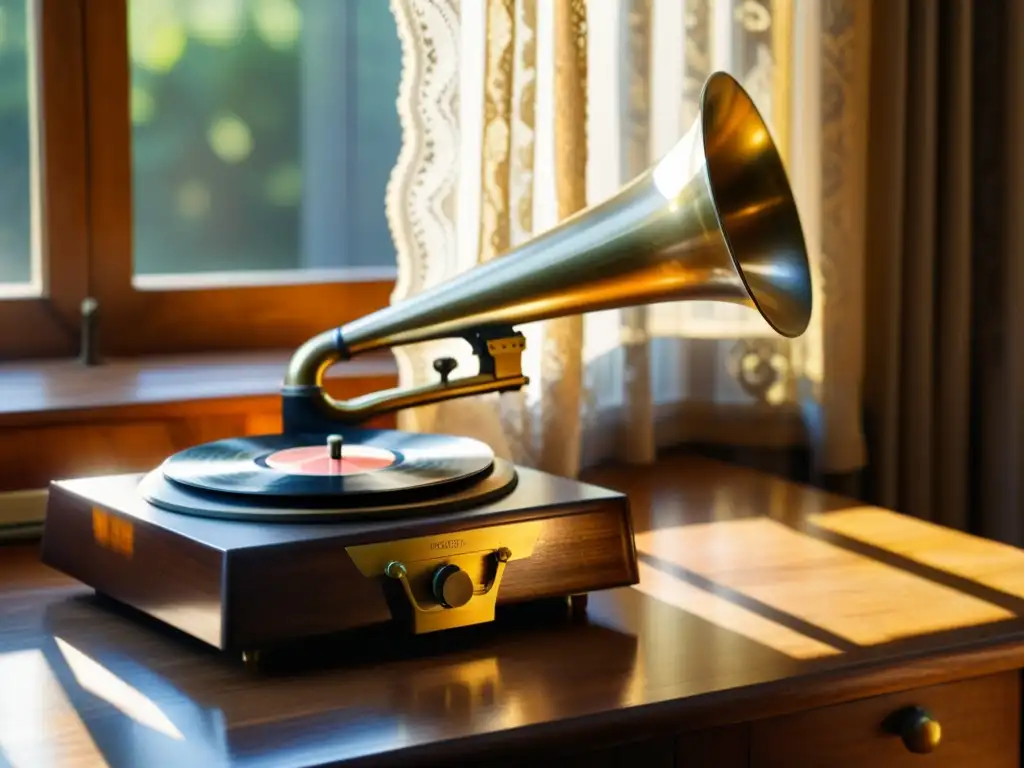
282,71 -> 812,432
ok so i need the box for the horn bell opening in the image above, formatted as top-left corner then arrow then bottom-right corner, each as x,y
699,71 -> 813,339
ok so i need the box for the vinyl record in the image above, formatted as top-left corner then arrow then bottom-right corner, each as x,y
139,456 -> 518,521
158,427 -> 495,500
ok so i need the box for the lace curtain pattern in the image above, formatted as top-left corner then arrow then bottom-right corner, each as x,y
385,0 -> 869,478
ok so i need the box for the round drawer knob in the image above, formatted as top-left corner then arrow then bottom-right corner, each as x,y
432,564 -> 474,609
899,706 -> 941,754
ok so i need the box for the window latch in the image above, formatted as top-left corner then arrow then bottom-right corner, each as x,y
80,297 -> 100,367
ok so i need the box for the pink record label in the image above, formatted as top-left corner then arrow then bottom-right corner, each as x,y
263,445 -> 397,476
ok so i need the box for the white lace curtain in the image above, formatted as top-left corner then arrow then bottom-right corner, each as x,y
384,0 -> 869,478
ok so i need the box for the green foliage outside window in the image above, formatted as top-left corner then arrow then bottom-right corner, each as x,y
0,0 -> 31,285
0,0 -> 403,283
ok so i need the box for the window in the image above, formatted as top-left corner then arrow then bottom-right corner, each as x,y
1,0 -> 401,360
0,0 -> 90,360
0,0 -> 33,291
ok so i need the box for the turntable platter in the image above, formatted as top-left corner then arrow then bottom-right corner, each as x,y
140,427 -> 517,522
137,457 -> 519,522
159,429 -> 495,499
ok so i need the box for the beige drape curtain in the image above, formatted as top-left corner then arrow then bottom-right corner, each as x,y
478,0 -> 589,478
386,0 -> 591,478
863,0 -> 1024,543
385,0 -> 871,483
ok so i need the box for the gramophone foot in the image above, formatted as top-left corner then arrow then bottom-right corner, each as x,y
569,593 -> 589,618
241,649 -> 264,671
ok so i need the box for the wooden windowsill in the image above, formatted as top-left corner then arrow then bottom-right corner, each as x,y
0,350 -> 399,429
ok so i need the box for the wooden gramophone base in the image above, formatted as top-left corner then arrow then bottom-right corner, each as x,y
41,463 -> 637,657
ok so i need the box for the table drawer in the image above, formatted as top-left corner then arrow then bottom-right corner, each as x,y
751,671 -> 1020,767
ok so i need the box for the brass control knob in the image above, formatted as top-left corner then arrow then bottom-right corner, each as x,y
898,706 -> 942,754
432,564 -> 474,609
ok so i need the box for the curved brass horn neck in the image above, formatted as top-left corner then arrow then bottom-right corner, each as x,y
284,329 -> 346,389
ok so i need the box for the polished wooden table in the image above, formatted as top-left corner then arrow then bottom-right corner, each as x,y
2,454 -> 1024,767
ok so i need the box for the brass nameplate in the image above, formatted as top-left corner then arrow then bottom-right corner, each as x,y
346,521 -> 541,575
346,521 -> 542,634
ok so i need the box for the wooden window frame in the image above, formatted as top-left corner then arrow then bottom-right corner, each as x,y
3,0 -> 395,361
0,0 -> 90,360
82,0 -> 395,357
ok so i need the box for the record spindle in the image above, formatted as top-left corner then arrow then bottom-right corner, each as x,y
327,434 -> 344,461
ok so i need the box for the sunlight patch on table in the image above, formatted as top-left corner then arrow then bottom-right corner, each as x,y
634,517 -> 1015,648
0,649 -> 109,767
55,637 -> 184,741
633,560 -> 842,660
810,507 -> 1024,601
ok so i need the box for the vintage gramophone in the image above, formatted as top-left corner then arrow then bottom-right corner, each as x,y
41,72 -> 813,660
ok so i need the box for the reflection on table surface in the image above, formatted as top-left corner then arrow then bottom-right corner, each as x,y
1,594 -> 641,767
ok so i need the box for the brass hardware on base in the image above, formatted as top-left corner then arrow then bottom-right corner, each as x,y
432,563 -> 475,608
348,527 -> 539,634
384,550 -> 510,634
